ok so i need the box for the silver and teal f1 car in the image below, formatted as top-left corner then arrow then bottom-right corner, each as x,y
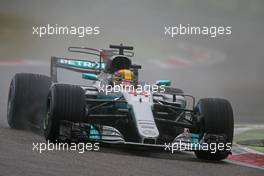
7,44 -> 234,160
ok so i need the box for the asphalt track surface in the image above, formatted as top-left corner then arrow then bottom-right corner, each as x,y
0,64 -> 263,176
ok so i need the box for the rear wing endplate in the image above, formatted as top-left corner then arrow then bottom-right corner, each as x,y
50,57 -> 105,82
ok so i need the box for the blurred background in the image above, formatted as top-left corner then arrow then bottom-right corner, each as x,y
0,0 -> 263,123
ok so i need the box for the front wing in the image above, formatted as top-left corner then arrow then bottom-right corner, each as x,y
58,120 -> 230,153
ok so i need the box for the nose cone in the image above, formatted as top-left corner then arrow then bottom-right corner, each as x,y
124,92 -> 159,143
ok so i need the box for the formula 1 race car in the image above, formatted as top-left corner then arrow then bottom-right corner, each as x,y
7,44 -> 234,160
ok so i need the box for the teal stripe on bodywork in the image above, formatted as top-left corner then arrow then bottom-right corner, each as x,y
96,94 -> 128,109
89,125 -> 101,140
191,133 -> 200,143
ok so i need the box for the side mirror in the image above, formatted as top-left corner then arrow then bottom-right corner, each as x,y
156,80 -> 171,86
82,73 -> 98,81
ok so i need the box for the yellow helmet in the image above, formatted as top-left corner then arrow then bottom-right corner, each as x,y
113,69 -> 134,84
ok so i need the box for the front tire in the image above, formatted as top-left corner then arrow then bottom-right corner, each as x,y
44,84 -> 85,142
7,73 -> 51,129
194,98 -> 234,161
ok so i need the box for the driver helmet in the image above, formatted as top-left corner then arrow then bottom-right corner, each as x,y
113,69 -> 134,85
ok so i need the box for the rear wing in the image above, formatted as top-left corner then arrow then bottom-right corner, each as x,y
51,44 -> 141,82
50,57 -> 105,82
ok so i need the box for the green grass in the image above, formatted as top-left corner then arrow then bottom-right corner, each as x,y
235,129 -> 264,153
0,12 -> 33,59
249,146 -> 264,153
235,129 -> 264,142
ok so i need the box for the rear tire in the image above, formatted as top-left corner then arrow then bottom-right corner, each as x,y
7,73 -> 51,129
194,98 -> 234,161
44,84 -> 85,142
